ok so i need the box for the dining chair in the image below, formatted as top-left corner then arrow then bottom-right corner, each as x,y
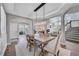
29,35 -> 36,50
28,35 -> 38,56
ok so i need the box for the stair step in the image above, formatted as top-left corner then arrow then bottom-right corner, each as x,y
65,33 -> 79,35
65,27 -> 79,43
66,39 -> 79,43
65,35 -> 79,37
65,36 -> 79,38
66,37 -> 79,40
65,31 -> 79,33
66,38 -> 79,41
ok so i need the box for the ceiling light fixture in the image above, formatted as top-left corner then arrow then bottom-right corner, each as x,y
34,3 -> 46,12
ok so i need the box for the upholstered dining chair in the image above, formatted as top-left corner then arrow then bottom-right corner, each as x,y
26,34 -> 37,56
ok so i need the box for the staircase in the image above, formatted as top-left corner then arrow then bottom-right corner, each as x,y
65,27 -> 79,43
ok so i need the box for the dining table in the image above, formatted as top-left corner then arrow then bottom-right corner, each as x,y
34,35 -> 55,56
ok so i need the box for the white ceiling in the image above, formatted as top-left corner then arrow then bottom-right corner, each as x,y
0,3 -> 1,19
3,3 -> 79,21
3,3 -> 40,19
67,5 -> 79,14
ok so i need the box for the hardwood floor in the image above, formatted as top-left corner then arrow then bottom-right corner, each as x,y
66,41 -> 79,56
4,42 -> 17,56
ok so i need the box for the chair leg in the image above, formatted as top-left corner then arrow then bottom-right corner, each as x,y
33,47 -> 36,56
29,45 -> 32,52
27,43 -> 29,48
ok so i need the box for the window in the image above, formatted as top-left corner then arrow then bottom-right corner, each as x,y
65,12 -> 79,24
47,16 -> 61,33
65,12 -> 79,31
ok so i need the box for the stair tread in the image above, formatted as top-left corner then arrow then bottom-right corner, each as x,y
65,27 -> 79,43
66,39 -> 79,43
66,39 -> 79,42
66,37 -> 79,40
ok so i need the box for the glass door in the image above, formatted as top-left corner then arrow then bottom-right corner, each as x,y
18,23 -> 29,35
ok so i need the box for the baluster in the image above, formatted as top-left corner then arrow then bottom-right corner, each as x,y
70,21 -> 71,31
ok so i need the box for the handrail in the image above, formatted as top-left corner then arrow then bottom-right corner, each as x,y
65,21 -> 71,26
65,20 -> 79,27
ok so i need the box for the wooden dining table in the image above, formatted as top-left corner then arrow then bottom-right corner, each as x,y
35,35 -> 55,56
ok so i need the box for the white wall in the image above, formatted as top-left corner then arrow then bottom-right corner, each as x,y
6,14 -> 33,43
0,3 -> 1,36
0,5 -> 7,56
0,3 -> 1,55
